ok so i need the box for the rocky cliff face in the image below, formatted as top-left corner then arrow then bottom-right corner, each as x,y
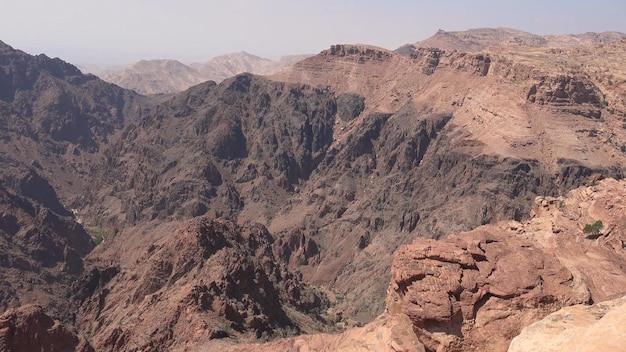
0,180 -> 93,322
84,73 -> 336,230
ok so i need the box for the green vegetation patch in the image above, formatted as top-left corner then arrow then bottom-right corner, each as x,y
583,220 -> 603,235
88,228 -> 110,245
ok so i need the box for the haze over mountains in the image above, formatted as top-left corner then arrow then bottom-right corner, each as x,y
2,27 -> 626,351
87,52 -> 312,95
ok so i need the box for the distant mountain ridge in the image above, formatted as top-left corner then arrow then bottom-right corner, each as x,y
96,52 -> 312,95
395,27 -> 626,54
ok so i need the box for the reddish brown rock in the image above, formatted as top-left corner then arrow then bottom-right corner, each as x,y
226,310 -> 424,352
391,178 -> 626,351
73,217 -> 327,351
508,295 -> 626,352
0,305 -> 93,352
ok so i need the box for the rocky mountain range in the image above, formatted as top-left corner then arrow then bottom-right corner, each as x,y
1,27 -> 626,351
94,52 -> 312,95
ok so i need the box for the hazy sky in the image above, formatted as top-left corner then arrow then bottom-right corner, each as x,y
1,0 -> 625,65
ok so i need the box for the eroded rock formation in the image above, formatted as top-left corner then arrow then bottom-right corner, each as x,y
391,178 -> 626,351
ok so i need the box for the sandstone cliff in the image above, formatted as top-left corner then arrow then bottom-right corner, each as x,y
270,38 -> 626,321
395,27 -> 626,54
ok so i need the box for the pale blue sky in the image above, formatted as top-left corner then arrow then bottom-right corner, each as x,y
1,0 -> 625,65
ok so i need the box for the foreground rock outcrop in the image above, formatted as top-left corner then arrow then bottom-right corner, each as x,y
508,295 -> 626,352
228,310 -> 424,352
391,177 -> 626,351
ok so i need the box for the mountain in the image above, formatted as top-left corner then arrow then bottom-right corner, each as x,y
99,52 -> 313,95
0,39 -> 150,204
100,59 -> 201,95
2,28 -> 626,351
190,52 -> 272,81
395,27 -> 626,54
0,38 -> 152,334
192,52 -> 312,79
270,37 -> 626,320
72,31 -> 626,342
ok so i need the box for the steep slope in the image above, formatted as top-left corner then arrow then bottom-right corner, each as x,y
0,183 -> 93,317
0,39 -> 150,333
82,74 -> 336,233
0,39 -> 148,206
270,39 -> 626,321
